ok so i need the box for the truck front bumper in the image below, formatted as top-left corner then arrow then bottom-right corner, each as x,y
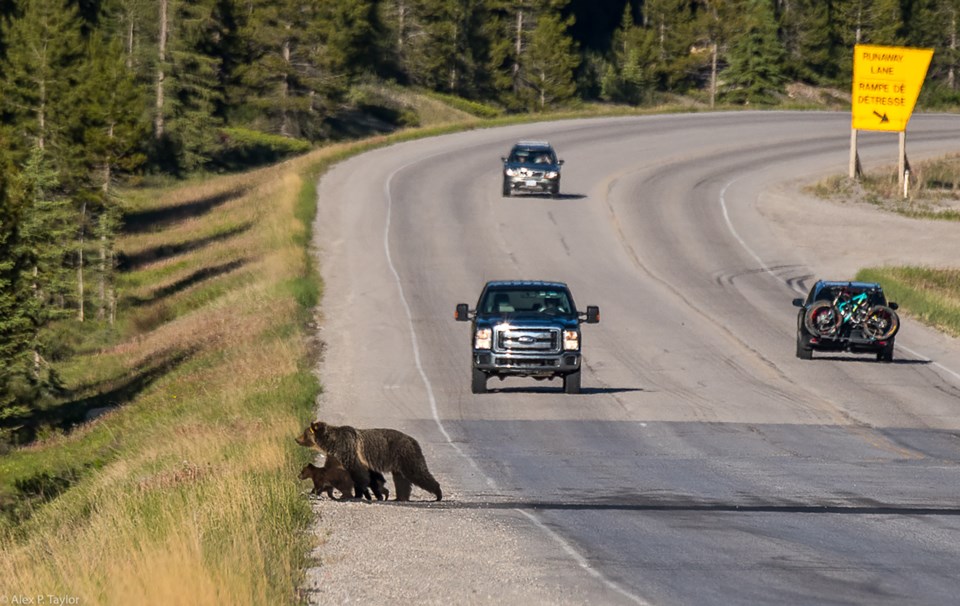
473,351 -> 581,378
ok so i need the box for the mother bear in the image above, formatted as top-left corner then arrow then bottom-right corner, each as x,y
296,421 -> 442,501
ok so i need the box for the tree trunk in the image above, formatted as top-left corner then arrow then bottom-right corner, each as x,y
155,0 -> 169,139
950,9 -> 957,91
710,43 -> 718,108
281,31 -> 291,137
397,0 -> 406,51
514,8 -> 523,93
126,10 -> 135,69
77,201 -> 86,322
98,122 -> 114,321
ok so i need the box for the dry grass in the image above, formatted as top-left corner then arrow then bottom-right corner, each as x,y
809,154 -> 960,221
0,143 -> 324,604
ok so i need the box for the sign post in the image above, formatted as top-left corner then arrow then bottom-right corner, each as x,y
850,44 -> 933,190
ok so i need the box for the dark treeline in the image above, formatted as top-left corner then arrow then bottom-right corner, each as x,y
1,0 -> 959,419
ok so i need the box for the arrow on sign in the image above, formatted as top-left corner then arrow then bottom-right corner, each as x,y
873,110 -> 889,123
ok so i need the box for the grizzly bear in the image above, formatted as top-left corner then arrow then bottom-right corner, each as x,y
298,456 -> 390,501
299,462 -> 353,499
296,421 -> 442,501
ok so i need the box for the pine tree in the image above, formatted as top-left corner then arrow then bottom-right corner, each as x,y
0,148 -> 67,415
0,156 -> 38,419
401,0 -> 488,95
72,33 -> 147,322
485,0 -> 575,108
520,11 -> 579,110
642,0 -> 698,92
233,0 -> 334,139
601,5 -> 657,105
721,0 -> 785,104
166,0 -> 226,172
0,0 -> 85,162
909,0 -> 960,93
779,0 -> 837,84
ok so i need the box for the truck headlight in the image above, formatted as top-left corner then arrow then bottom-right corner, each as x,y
563,330 -> 579,351
475,328 -> 492,350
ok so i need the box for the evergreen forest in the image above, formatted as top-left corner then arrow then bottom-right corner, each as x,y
2,0 -> 960,423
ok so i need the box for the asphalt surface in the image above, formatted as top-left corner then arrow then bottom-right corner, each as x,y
310,112 -> 960,605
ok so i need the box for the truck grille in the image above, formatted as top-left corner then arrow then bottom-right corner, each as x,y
494,357 -> 559,368
494,326 -> 560,354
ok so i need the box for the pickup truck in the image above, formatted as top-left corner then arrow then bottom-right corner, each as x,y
455,280 -> 599,394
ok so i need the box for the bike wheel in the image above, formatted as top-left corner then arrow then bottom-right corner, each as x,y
863,305 -> 900,340
804,301 -> 840,337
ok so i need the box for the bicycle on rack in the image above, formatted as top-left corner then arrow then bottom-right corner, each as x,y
804,287 -> 899,341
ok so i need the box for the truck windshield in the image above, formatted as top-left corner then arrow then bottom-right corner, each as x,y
480,288 -> 573,314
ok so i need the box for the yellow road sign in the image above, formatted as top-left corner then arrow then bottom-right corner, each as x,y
852,44 -> 933,132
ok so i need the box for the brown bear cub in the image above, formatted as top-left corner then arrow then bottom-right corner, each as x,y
299,462 -> 353,499
296,421 -> 442,501
299,456 -> 390,501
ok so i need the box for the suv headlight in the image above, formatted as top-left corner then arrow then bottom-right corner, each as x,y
563,330 -> 579,351
505,168 -> 516,177
475,328 -> 492,350
545,171 -> 559,179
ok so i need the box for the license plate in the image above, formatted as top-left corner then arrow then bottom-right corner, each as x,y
525,180 -> 538,187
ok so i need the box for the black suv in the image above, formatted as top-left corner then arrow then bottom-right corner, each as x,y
792,280 -> 900,362
455,280 -> 599,394
501,140 -> 563,197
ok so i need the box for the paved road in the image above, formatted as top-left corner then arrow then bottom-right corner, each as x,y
312,112 -> 960,605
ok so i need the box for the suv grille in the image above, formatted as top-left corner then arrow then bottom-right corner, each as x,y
494,326 -> 560,354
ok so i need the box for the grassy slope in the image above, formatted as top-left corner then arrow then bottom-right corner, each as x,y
1,95 -> 957,603
0,154 -> 325,603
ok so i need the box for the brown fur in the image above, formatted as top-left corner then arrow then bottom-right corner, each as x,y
299,462 -> 354,499
296,421 -> 442,501
298,455 -> 390,501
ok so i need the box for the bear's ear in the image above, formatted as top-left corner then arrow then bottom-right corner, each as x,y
311,421 -> 322,431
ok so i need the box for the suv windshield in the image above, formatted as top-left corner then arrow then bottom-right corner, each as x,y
480,287 -> 573,315
508,149 -> 556,164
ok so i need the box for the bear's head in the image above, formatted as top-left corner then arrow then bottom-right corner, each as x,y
295,421 -> 329,449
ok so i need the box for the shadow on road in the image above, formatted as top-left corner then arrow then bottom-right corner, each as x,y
485,386 -> 645,395
391,496 -> 960,516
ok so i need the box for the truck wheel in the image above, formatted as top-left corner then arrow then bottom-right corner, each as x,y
563,370 -> 581,394
796,334 -> 813,360
471,368 -> 487,394
502,180 -> 511,197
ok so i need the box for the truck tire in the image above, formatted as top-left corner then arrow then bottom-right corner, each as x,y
502,179 -> 511,197
877,341 -> 895,362
796,334 -> 813,360
563,370 -> 581,394
471,368 -> 487,394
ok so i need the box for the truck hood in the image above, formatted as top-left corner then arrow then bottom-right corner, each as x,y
476,313 -> 579,330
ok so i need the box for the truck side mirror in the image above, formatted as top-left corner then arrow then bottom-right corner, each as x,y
889,302 -> 899,310
792,298 -> 804,307
455,303 -> 470,321
585,305 -> 600,324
